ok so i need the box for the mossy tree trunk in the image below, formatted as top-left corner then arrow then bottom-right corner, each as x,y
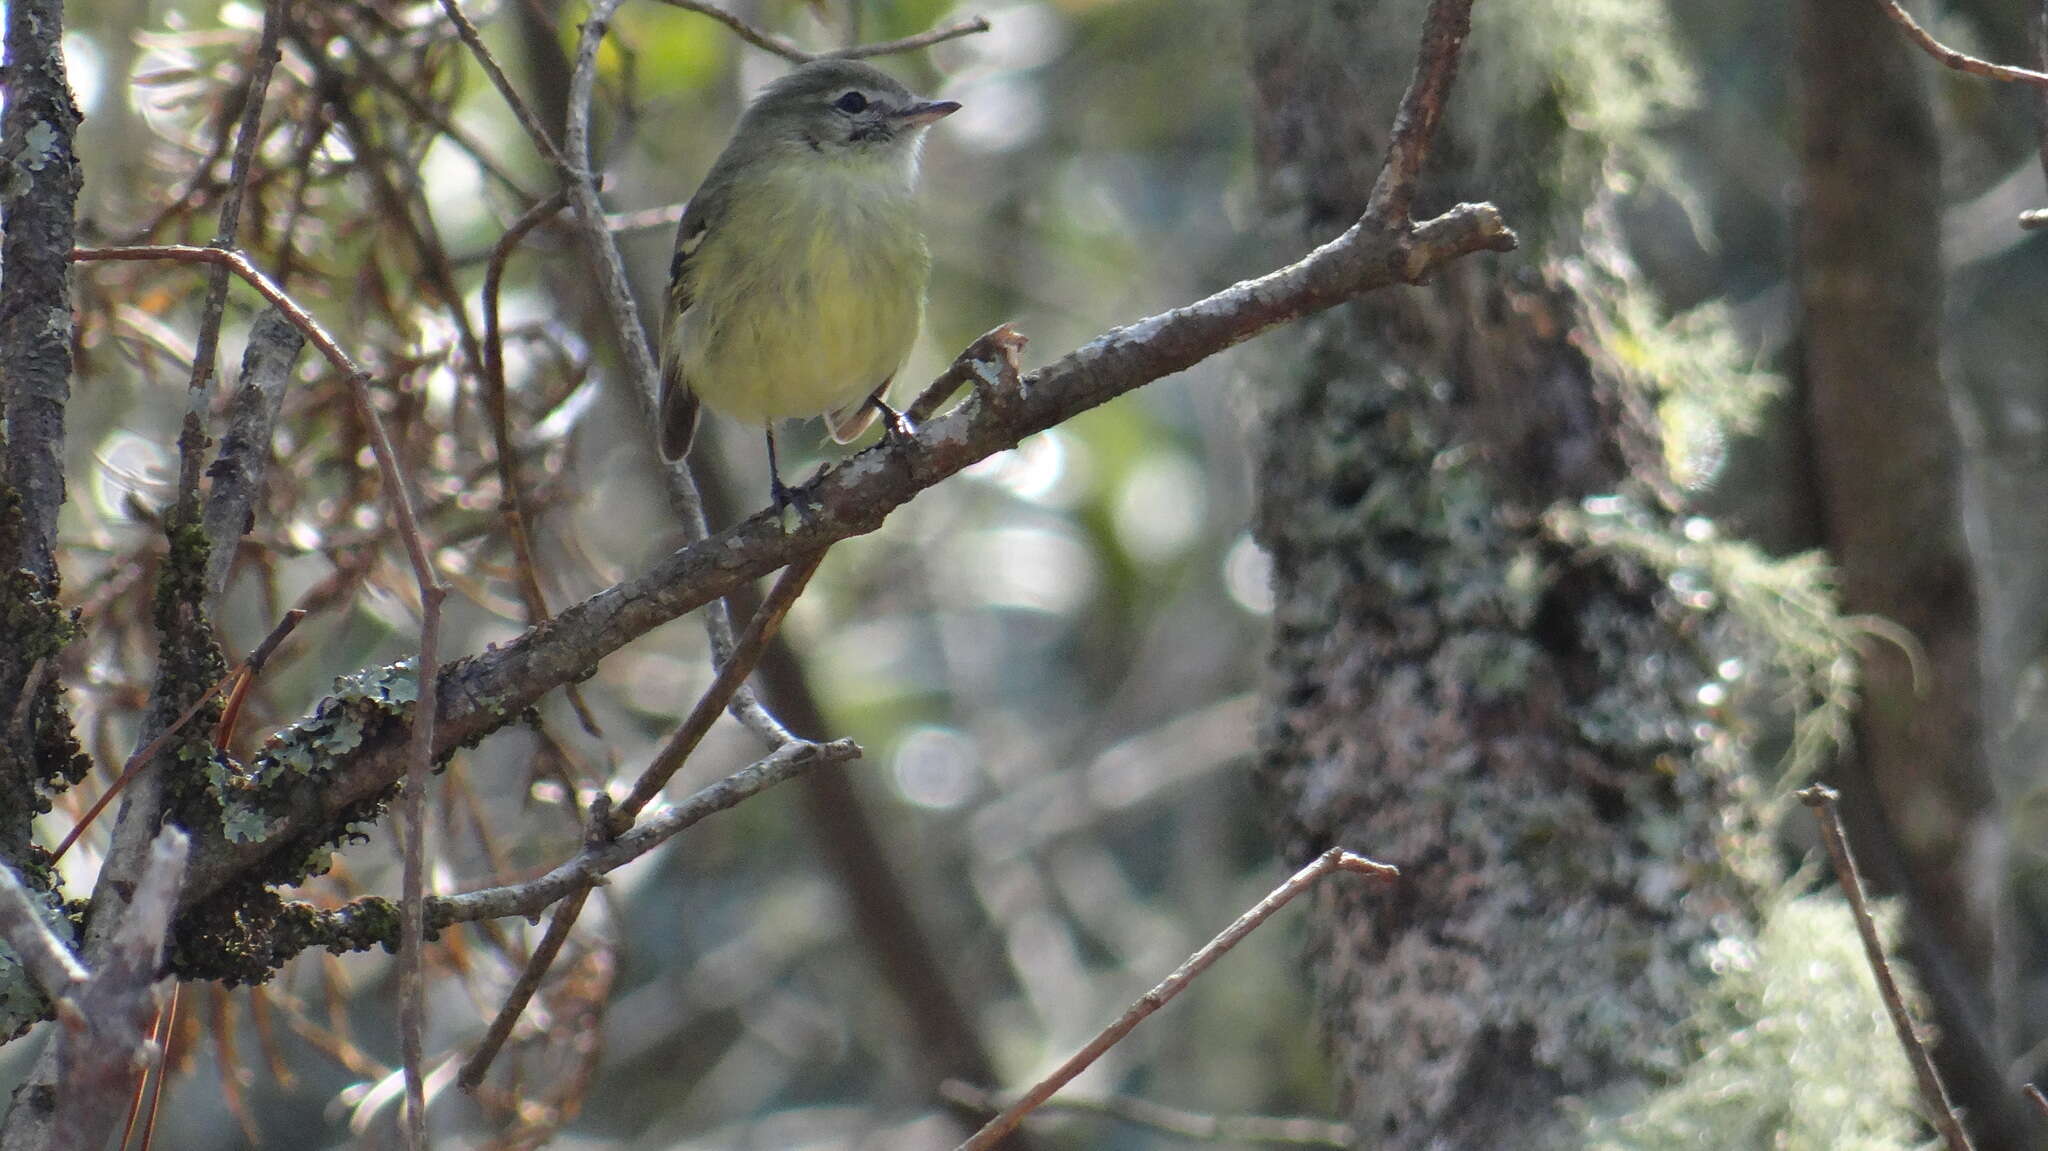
1248,3 -> 1756,1144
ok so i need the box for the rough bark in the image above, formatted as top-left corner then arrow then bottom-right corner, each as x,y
1249,3 -> 1751,1144
0,0 -> 90,982
0,0 -> 81,589
1794,0 -> 2017,1139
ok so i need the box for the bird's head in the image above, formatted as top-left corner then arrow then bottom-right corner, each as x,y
741,58 -> 959,168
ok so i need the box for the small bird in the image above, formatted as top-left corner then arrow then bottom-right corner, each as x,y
657,58 -> 959,508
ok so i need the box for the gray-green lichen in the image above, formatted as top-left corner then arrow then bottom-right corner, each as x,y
217,659 -> 418,844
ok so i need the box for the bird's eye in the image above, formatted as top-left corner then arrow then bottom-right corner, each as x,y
833,91 -> 868,114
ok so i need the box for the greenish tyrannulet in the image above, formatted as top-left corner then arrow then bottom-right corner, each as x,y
657,58 -> 960,504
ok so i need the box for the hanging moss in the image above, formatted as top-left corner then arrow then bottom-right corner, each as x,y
1575,896 -> 1925,1150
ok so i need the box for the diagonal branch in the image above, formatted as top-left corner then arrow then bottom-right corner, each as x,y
955,849 -> 1398,1151
1873,0 -> 2048,86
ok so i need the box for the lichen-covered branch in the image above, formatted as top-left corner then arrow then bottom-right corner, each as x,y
0,0 -> 82,587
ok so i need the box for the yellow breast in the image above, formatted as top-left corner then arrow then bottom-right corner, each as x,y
677,162 -> 929,426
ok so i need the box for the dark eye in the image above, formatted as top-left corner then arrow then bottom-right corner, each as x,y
833,91 -> 868,114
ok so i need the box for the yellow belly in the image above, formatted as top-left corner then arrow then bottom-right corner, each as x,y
677,168 -> 928,426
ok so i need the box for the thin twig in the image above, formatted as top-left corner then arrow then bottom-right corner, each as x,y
456,886 -> 589,1092
1362,0 -> 1474,228
432,737 -> 857,928
74,246 -> 370,395
561,0 -> 800,748
649,0 -> 986,63
612,551 -> 827,826
396,581 -> 446,1151
482,190 -> 571,627
432,0 -> 574,176
646,0 -> 806,61
456,552 -> 829,1088
51,608 -> 307,864
1798,785 -> 1975,1151
451,736 -> 857,1087
829,14 -> 991,60
1872,0 -> 2048,86
956,848 -> 1398,1151
941,1082 -> 1355,1148
181,0 -> 289,410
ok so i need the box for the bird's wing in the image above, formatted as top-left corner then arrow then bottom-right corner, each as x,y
657,199 -> 715,461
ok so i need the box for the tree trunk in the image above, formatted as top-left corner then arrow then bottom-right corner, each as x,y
1793,0 -> 2018,1140
1248,3 -> 1753,1144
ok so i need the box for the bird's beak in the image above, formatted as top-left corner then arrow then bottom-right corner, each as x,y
894,100 -> 961,128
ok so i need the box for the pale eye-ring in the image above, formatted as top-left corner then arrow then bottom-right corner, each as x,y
832,90 -> 868,114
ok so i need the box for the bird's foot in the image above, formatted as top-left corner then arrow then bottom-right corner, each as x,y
872,397 -> 916,446
770,475 -> 816,531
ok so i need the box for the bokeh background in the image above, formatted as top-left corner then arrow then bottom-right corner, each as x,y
11,0 -> 2048,1145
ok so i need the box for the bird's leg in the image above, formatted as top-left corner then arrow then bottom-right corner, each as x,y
869,396 -> 916,445
765,424 -> 800,514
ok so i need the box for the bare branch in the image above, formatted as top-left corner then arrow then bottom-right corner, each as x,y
50,827 -> 189,1151
828,15 -> 992,60
0,864 -> 87,1001
955,849 -> 1398,1151
74,246 -> 370,387
612,552 -> 827,827
450,736 -> 858,1086
396,582 -> 446,1151
648,0 -> 808,61
1363,0 -> 1474,228
181,0 -> 288,426
482,190 -> 571,629
563,0 -> 800,747
1873,0 -> 2048,86
432,737 -> 860,930
200,309 -> 305,610
649,0 -> 987,63
1798,785 -> 1975,1151
432,0 -> 573,176
459,552 -> 830,1086
456,887 -> 590,1092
